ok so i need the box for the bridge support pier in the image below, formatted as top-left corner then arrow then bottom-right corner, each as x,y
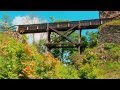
45,25 -> 82,54
46,29 -> 51,52
78,29 -> 82,54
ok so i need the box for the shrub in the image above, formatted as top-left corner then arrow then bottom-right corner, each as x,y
78,63 -> 104,79
56,64 -> 79,79
104,43 -> 117,50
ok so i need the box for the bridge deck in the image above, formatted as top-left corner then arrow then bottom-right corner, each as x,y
17,18 -> 114,34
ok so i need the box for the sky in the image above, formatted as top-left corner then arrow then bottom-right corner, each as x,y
0,11 -> 99,22
0,11 -> 99,43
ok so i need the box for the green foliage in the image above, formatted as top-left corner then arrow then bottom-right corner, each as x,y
50,16 -> 55,22
86,31 -> 98,48
80,36 -> 88,52
0,31 -> 120,79
50,16 -> 69,22
1,16 -> 120,79
49,17 -> 98,62
34,39 -> 46,53
71,52 -> 105,79
0,14 -> 13,32
79,63 -> 104,79
0,56 -> 22,79
71,42 -> 120,79
49,17 -> 77,62
109,47 -> 120,61
98,62 -> 120,79
104,43 -> 120,61
104,43 -> 117,50
0,32 -> 80,79
58,64 -> 79,79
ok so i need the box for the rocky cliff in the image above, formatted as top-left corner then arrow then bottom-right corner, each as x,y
99,25 -> 120,43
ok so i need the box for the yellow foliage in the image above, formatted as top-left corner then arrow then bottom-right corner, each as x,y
18,74 -> 24,77
29,61 -> 36,67
22,66 -> 33,75
1,51 -> 7,56
0,32 -> 80,79
21,60 -> 37,79
44,53 -> 60,66
24,45 -> 34,56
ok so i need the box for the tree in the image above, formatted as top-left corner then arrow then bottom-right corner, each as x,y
80,36 -> 88,52
0,14 -> 13,32
86,31 -> 98,48
50,16 -> 55,22
34,39 -> 46,53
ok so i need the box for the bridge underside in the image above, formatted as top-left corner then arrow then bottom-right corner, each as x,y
18,25 -> 100,53
17,18 -> 114,53
44,25 -> 82,53
19,25 -> 99,34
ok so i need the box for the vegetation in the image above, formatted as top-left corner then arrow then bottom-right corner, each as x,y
70,43 -> 120,79
99,19 -> 120,31
0,14 -> 13,32
0,31 -> 119,79
0,32 -> 79,79
49,17 -> 75,62
0,15 -> 120,79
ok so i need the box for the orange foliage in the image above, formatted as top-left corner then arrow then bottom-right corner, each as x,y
41,53 -> 61,78
0,44 -> 7,56
44,53 -> 60,66
21,60 -> 37,79
24,45 -> 33,56
29,61 -> 36,67
1,51 -> 7,56
22,66 -> 33,75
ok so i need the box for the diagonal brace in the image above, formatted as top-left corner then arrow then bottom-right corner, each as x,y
58,30 -> 76,43
49,27 -> 76,44
55,24 -> 79,41
50,24 -> 79,43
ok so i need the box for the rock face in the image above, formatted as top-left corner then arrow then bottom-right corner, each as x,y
99,25 -> 120,43
99,11 -> 120,19
99,11 -> 120,44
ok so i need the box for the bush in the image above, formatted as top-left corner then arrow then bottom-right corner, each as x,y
104,43 -> 117,50
108,46 -> 120,61
57,64 -> 79,79
0,32 -> 80,79
78,63 -> 104,79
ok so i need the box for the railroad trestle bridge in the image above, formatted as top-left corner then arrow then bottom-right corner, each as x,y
16,18 -> 115,53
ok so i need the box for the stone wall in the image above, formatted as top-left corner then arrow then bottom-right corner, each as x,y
99,25 -> 120,43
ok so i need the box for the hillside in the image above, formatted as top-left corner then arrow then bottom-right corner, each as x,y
0,31 -> 79,79
0,19 -> 120,79
71,43 -> 120,79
